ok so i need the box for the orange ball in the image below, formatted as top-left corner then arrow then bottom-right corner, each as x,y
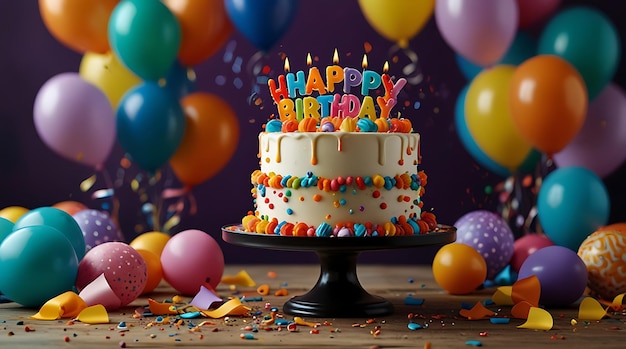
432,243 -> 487,295
52,201 -> 88,216
130,231 -> 171,256
136,249 -> 163,294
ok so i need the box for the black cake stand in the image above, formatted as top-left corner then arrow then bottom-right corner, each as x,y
222,224 -> 456,318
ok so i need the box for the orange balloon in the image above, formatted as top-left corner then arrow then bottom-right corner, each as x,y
39,0 -> 119,54
164,0 -> 233,66
432,243 -> 487,295
136,249 -> 164,294
599,223 -> 626,234
169,92 -> 240,188
52,200 -> 88,216
509,55 -> 588,156
129,231 -> 171,257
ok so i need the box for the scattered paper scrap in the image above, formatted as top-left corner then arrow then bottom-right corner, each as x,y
221,270 -> 256,287
511,300 -> 533,319
578,297 -> 608,321
148,298 -> 179,315
189,285 -> 222,310
75,304 -> 110,324
517,307 -> 553,331
511,275 -> 540,307
31,291 -> 87,320
201,298 -> 251,318
459,302 -> 495,320
78,273 -> 122,310
491,286 -> 514,306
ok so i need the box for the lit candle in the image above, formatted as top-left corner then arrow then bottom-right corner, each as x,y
361,54 -> 381,96
305,52 -> 327,95
326,49 -> 344,93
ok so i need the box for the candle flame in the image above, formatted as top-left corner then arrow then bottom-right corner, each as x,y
333,48 -> 339,64
362,54 -> 368,69
284,57 -> 290,72
306,53 -> 312,67
383,61 -> 389,73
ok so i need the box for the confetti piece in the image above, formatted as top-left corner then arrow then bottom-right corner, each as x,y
404,296 -> 425,305
489,317 -> 510,324
517,307 -> 553,331
221,270 -> 256,287
578,297 -> 608,321
201,298 -> 251,318
31,292 -> 87,320
465,340 -> 483,346
459,302 -> 495,320
407,322 -> 423,330
274,288 -> 288,296
148,299 -> 179,315
511,275 -> 540,307
256,284 -> 270,295
76,304 -> 109,324
511,300 -> 533,319
294,317 -> 319,328
189,285 -> 222,310
491,286 -> 514,306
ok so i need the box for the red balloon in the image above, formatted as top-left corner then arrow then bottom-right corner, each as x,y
516,0 -> 561,29
510,234 -> 554,273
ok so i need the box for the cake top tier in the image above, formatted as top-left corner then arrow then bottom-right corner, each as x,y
265,51 -> 412,133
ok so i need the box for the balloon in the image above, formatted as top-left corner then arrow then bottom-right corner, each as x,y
33,72 -> 117,170
0,225 -> 79,307
432,243 -> 487,295
538,6 -> 620,99
456,31 -> 537,81
116,82 -> 186,173
163,0 -> 233,66
509,55 -> 588,156
454,210 -> 516,280
72,209 -> 122,251
516,0 -> 561,29
0,217 -> 14,244
169,93 -> 240,188
79,51 -> 142,108
76,242 -> 147,309
164,61 -> 197,100
14,206 -> 86,261
39,0 -> 118,54
108,0 -> 181,81
358,0 -> 434,49
578,229 -> 626,301
435,0 -> 518,67
553,83 -> 626,178
537,167 -> 610,251
129,231 -> 171,256
52,200 -> 89,216
509,234 -> 554,273
224,0 -> 299,52
518,245 -> 588,307
160,229 -> 224,295
0,206 -> 29,223
136,249 -> 163,294
465,65 -> 533,171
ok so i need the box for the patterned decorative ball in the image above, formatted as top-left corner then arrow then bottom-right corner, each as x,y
578,229 -> 626,300
454,210 -> 516,280
72,209 -> 122,251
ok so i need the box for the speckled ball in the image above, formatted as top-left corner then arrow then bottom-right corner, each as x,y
454,210 -> 515,280
72,209 -> 122,250
578,229 -> 626,301
75,242 -> 147,309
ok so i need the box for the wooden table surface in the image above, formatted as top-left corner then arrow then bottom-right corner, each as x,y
1,264 -> 624,348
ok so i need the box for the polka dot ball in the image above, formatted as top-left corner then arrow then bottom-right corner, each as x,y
72,209 -> 122,250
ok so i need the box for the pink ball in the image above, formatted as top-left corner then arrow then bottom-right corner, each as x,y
160,229 -> 224,295
510,234 -> 554,272
76,242 -> 147,308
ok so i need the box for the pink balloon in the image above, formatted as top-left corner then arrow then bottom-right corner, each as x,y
510,234 -> 554,273
553,83 -> 626,178
33,72 -> 116,170
435,0 -> 518,67
516,0 -> 561,29
160,229 -> 224,295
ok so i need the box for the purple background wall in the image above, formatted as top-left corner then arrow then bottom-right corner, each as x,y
1,1 -> 625,264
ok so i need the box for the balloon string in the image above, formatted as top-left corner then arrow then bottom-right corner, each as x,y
99,167 -> 123,241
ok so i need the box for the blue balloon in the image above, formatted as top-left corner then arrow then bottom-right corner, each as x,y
456,31 -> 537,81
165,61 -> 197,100
117,82 -> 186,173
225,0 -> 299,52
13,207 -> 86,261
537,167 -> 610,251
0,225 -> 78,307
0,217 -> 13,245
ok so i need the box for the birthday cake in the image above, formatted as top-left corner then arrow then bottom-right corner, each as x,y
240,54 -> 437,237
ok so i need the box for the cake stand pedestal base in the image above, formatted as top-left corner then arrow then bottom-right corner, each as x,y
222,225 -> 455,318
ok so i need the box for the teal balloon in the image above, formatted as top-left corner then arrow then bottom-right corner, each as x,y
537,167 -> 610,251
456,31 -> 537,80
117,82 -> 186,173
108,0 -> 181,81
455,85 -> 539,177
0,217 -> 13,245
13,207 -> 86,261
165,61 -> 196,100
0,225 -> 78,307
538,6 -> 620,99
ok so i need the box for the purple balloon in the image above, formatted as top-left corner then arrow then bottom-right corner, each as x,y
553,83 -> 626,178
72,209 -> 122,251
454,210 -> 515,280
435,0 -> 518,67
518,245 -> 588,307
33,72 -> 116,170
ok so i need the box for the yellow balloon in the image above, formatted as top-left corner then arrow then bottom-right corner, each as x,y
129,231 -> 171,257
0,206 -> 29,223
358,0 -> 434,48
79,51 -> 142,108
465,65 -> 532,170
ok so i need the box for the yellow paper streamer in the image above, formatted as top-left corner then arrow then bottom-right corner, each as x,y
517,307 -> 553,330
76,304 -> 109,324
492,286 -> 514,306
578,297 -> 608,321
201,298 -> 251,318
31,292 -> 88,320
221,270 -> 256,287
